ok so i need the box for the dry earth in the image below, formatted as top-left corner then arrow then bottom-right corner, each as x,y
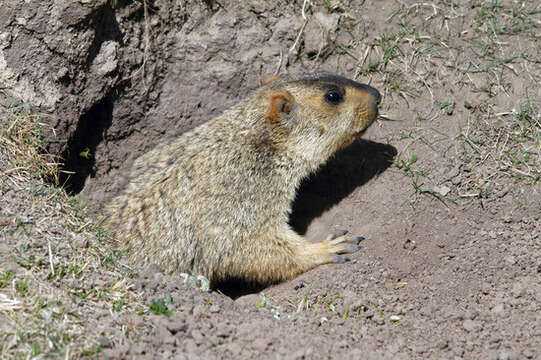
0,0 -> 539,359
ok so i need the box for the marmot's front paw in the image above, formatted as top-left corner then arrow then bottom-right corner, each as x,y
324,230 -> 365,263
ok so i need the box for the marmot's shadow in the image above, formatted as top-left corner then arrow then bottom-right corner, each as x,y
289,139 -> 397,235
220,139 -> 396,299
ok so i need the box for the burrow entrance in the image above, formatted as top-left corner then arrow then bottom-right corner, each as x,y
59,96 -> 114,194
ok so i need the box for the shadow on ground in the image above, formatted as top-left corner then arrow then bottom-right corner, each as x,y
289,139 -> 397,235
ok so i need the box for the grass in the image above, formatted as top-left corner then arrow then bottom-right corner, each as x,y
460,99 -> 540,185
0,92 -> 146,358
329,0 -> 540,205
149,293 -> 175,317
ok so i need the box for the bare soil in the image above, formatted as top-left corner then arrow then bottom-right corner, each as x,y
1,0 -> 539,359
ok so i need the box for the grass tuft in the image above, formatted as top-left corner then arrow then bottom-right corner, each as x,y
0,90 -> 146,358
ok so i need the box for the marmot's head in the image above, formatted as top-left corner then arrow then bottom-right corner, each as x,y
262,71 -> 381,165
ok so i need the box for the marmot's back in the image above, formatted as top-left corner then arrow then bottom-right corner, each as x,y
105,71 -> 381,289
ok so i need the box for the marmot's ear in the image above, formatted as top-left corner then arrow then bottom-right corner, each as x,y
268,91 -> 295,126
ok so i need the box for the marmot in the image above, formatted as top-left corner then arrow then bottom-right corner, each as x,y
104,71 -> 381,290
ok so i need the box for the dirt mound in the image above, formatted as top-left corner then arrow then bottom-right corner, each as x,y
1,0 -> 539,358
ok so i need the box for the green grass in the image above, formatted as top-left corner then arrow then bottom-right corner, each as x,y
149,293 -> 175,316
0,271 -> 14,288
332,0 -> 540,203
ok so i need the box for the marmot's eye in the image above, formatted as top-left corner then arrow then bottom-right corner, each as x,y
324,90 -> 343,105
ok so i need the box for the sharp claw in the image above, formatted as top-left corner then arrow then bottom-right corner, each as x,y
335,244 -> 362,255
330,229 -> 349,240
332,255 -> 351,263
353,236 -> 365,243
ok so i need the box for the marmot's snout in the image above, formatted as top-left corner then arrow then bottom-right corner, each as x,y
348,82 -> 381,132
364,84 -> 381,120
358,83 -> 381,115
356,83 -> 381,106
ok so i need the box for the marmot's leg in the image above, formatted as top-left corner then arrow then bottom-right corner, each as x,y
300,230 -> 364,265
225,229 -> 363,285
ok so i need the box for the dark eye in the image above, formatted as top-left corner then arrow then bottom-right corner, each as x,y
324,90 -> 343,105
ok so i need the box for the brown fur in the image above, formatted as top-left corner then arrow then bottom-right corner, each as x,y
104,71 -> 381,289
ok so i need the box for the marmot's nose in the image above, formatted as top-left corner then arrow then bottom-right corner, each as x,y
371,87 -> 381,105
360,84 -> 381,105
350,81 -> 381,106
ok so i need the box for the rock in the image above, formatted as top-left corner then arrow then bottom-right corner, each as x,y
235,293 -> 261,308
192,304 -> 206,317
190,329 -> 205,344
227,342 -> 242,355
491,303 -> 504,314
163,335 -> 176,345
504,255 -> 516,265
434,185 -> 451,196
522,349 -> 534,358
91,41 -> 118,76
462,319 -> 477,332
167,322 -> 188,335
252,337 -> 269,352
72,234 -> 88,248
98,336 -> 113,348
373,316 -> 385,325
511,281 -> 526,298
303,12 -> 340,54
467,310 -> 479,320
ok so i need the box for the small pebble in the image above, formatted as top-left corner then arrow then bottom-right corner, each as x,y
167,322 -> 187,334
98,336 -> 112,348
522,349 -> 534,358
491,303 -> 504,314
462,319 -> 477,332
73,235 -> 88,248
505,256 -> 516,265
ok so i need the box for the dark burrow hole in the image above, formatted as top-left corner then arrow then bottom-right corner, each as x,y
219,139 -> 397,299
57,0 -> 123,194
59,97 -> 113,194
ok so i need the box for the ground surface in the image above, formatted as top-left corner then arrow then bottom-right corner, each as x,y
0,0 -> 539,359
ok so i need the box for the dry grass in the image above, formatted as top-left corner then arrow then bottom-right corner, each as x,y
0,94 -> 143,358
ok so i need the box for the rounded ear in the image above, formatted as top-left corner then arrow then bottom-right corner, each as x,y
268,91 -> 295,126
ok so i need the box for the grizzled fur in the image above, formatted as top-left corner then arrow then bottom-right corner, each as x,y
104,72 -> 381,288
